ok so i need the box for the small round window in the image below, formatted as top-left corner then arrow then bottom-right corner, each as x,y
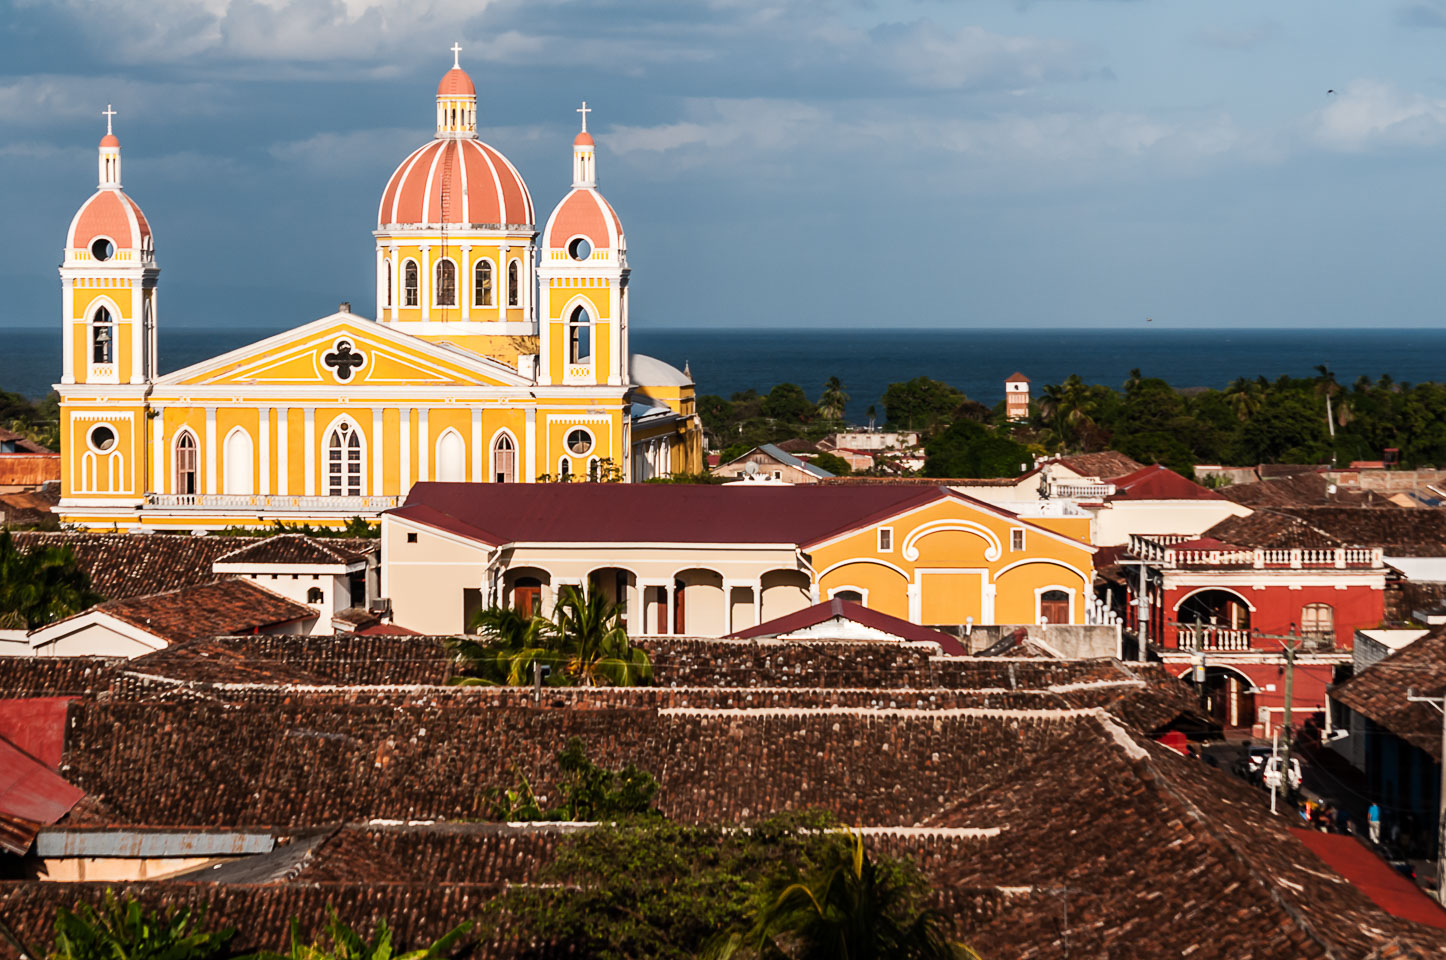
567,429 -> 593,455
88,424 -> 117,452
91,238 -> 115,262
568,237 -> 592,262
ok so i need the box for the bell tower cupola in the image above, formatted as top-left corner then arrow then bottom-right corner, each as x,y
436,43 -> 477,139
61,106 -> 159,387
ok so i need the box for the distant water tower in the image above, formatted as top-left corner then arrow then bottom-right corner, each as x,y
1005,372 -> 1030,421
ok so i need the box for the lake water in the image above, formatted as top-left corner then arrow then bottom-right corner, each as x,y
3,325 -> 1442,422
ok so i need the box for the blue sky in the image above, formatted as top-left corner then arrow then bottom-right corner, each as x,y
4,0 -> 1446,330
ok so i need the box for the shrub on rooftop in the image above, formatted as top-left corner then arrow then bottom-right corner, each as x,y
251,907 -> 471,960
47,889 -> 233,960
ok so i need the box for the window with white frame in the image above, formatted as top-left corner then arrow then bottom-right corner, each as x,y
403,260 -> 419,307
507,260 -> 519,306
91,307 -> 114,364
877,528 -> 893,552
474,259 -> 493,307
327,421 -> 363,496
1011,529 -> 1025,552
493,433 -> 516,482
435,259 -> 457,307
1301,603 -> 1334,641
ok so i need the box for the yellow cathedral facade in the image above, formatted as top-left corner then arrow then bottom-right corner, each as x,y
54,53 -> 703,531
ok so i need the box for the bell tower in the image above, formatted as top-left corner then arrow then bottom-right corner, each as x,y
538,103 -> 629,387
60,106 -> 158,386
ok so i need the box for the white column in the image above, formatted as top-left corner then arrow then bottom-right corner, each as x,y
151,408 -> 164,495
608,281 -> 621,386
61,282 -> 75,384
419,245 -> 430,321
417,408 -> 429,482
389,247 -> 400,322
374,246 -> 385,320
204,406 -> 217,494
258,407 -> 271,496
500,243 -> 510,314
665,582 -> 676,636
470,408 -> 483,481
752,580 -> 763,626
400,407 -> 412,494
303,408 -> 316,496
524,407 -> 537,482
460,245 -> 472,321
129,281 -> 144,384
983,583 -> 997,625
276,408 -> 289,496
371,407 -> 384,496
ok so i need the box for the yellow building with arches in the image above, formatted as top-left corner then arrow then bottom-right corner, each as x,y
54,56 -> 702,532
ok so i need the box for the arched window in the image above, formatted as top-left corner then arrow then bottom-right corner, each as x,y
567,306 -> 592,364
91,307 -> 114,364
435,429 -> 465,482
1039,589 -> 1070,624
507,260 -> 519,306
587,457 -> 600,482
492,433 -> 516,483
559,458 -> 572,480
403,260 -> 419,307
1301,603 -> 1334,642
513,576 -> 542,618
223,429 -> 254,495
327,420 -> 363,496
833,589 -> 864,604
174,431 -> 197,495
474,260 -> 493,307
435,259 -> 457,307
307,587 -> 324,604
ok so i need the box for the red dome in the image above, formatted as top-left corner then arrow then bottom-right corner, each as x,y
99,133 -> 119,148
437,67 -> 476,97
542,188 -> 623,252
67,189 -> 151,252
574,131 -> 594,147
378,138 -> 534,227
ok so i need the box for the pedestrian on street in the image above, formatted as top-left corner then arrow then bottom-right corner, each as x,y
1368,802 -> 1381,845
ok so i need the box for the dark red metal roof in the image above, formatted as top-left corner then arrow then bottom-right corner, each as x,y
387,482 -> 960,547
728,598 -> 967,655
0,734 -> 84,855
1108,464 -> 1225,502
1290,829 -> 1446,930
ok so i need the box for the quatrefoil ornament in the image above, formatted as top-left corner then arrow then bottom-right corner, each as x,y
323,340 -> 366,383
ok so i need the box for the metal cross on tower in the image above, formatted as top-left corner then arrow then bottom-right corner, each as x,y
103,104 -> 117,135
577,100 -> 591,133
451,42 -> 462,68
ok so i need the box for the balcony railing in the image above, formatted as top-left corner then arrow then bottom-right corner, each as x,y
1129,534 -> 1383,570
146,493 -> 400,512
1173,625 -> 1335,653
1046,481 -> 1116,500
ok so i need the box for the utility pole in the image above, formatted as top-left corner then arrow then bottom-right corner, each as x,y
1277,631 -> 1302,813
1406,688 -> 1446,907
1136,561 -> 1150,660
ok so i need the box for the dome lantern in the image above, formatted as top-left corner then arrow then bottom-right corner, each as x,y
436,43 -> 477,139
572,101 -> 595,188
98,104 -> 121,188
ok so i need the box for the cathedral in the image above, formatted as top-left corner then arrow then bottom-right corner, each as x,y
54,52 -> 703,531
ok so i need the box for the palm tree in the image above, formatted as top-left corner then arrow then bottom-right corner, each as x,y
817,377 -> 849,422
1224,377 -> 1264,423
1038,375 -> 1096,448
0,530 -> 100,629
551,585 -> 652,686
447,586 -> 651,687
256,907 -> 471,960
705,832 -> 977,960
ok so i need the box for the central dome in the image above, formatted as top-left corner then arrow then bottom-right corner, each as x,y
378,138 -> 534,228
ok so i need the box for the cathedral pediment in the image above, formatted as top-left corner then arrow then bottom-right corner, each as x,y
157,313 -> 532,389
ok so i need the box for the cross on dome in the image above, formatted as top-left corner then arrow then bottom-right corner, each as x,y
103,104 -> 116,136
451,42 -> 462,68
577,100 -> 591,133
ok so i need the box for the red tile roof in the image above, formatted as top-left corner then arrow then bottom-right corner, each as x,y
728,598 -> 967,654
1050,451 -> 1144,479
1107,463 -> 1225,501
387,482 -> 1061,551
78,580 -> 317,646
1331,627 -> 1446,760
214,534 -> 373,566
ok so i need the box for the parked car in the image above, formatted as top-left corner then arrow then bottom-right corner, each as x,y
1262,756 -> 1303,791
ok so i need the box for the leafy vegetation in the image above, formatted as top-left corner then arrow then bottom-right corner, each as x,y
705,831 -> 976,960
486,736 -> 661,821
0,388 -> 60,452
0,529 -> 101,629
447,584 -> 652,687
923,420 -> 1032,479
48,890 -> 233,960
253,907 -> 471,960
214,517 -> 379,538
483,811 -> 949,960
696,379 -> 859,453
807,452 -> 852,476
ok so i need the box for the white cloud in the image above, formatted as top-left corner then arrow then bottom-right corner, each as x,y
1312,79 -> 1446,151
269,127 -> 420,173
0,76 -> 226,125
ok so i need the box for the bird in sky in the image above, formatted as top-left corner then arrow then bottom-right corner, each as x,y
1327,89 -> 1335,95
1146,317 -> 1154,322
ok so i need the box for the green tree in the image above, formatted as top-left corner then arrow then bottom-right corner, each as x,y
881,378 -> 965,436
0,530 -> 101,629
447,585 -> 651,688
763,383 -> 813,423
49,890 -> 233,960
488,736 -> 662,822
705,831 -> 976,960
923,420 -> 1032,478
1224,378 -> 1264,423
807,452 -> 852,476
1037,374 -> 1099,448
816,377 -> 849,421
255,907 -> 470,960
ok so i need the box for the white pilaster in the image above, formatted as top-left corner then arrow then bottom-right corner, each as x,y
417,408 -> 429,482
419,245 -> 430,321
907,582 -> 921,624
389,247 -> 400,322
372,407 -> 384,496
258,407 -> 271,496
303,408 -> 316,496
460,245 -> 472,321
524,407 -> 537,482
752,581 -> 763,626
400,407 -> 412,494
151,409 -> 164,495
374,246 -> 385,320
204,407 -> 217,494
470,407 -> 482,481
129,283 -> 144,384
276,408 -> 289,495
665,583 -> 675,636
61,282 -> 75,385
608,281 -> 621,386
